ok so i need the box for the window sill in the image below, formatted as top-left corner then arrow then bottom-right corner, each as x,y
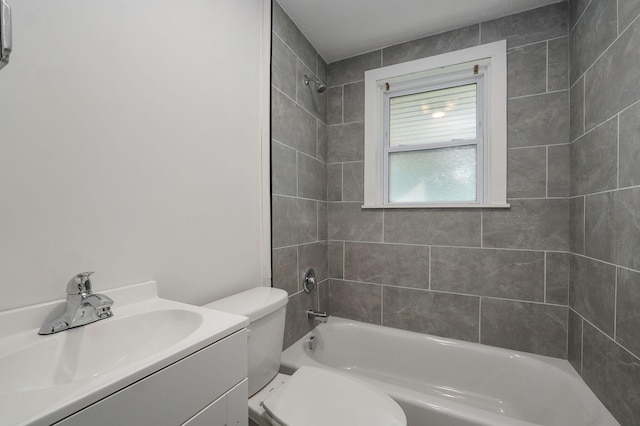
361,203 -> 511,209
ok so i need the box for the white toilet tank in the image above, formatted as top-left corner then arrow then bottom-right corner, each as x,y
203,287 -> 288,396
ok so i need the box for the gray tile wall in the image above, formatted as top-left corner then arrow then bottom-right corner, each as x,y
271,1 -> 329,349
271,2 -> 640,422
568,0 -> 640,423
325,2 -> 571,359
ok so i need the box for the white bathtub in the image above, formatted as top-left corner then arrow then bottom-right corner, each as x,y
280,317 -> 619,426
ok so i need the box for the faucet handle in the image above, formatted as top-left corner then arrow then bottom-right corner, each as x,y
66,272 -> 94,296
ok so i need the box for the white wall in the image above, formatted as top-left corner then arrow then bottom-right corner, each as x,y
0,0 -> 270,311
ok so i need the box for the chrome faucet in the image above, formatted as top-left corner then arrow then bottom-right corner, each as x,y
306,308 -> 328,323
39,272 -> 114,335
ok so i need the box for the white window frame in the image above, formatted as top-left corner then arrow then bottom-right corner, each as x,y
363,40 -> 509,209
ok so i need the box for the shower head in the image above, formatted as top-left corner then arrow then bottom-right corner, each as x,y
304,75 -> 327,93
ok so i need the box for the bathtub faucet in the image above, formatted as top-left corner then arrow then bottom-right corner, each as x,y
306,308 -> 328,323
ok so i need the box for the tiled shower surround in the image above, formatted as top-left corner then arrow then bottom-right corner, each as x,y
567,0 -> 640,423
271,1 -> 640,423
270,2 -> 329,349
325,1 -> 571,357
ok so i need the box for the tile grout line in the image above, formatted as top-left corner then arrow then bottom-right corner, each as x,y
543,252 -> 547,303
508,89 -> 568,101
329,278 -> 566,307
616,114 -> 620,189
581,313 -> 640,362
614,268 -> 618,340
582,195 -> 586,254
428,246 -> 432,290
546,40 -> 549,93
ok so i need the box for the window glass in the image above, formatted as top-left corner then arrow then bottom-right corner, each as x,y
389,83 -> 477,147
388,145 -> 477,203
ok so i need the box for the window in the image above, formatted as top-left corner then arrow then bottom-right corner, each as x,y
364,41 -> 508,208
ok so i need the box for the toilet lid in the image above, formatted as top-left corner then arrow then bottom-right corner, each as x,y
261,366 -> 406,426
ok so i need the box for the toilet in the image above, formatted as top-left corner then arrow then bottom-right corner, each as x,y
203,287 -> 406,426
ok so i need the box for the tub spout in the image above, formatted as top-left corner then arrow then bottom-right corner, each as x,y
306,308 -> 327,323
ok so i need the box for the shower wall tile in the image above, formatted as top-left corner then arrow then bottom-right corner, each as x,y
328,241 -> 344,279
569,0 -> 591,28
569,254 -> 616,337
483,199 -> 570,251
582,322 -> 640,426
507,147 -> 547,198
344,242 -> 429,288
327,163 -> 342,201
431,247 -> 545,301
585,187 -> 640,271
568,309 -> 582,373
507,42 -> 547,98
616,268 -> 640,356
480,298 -> 568,358
329,280 -> 382,324
316,121 -> 327,162
271,34 -> 298,99
507,91 -> 570,148
327,87 -> 343,125
327,51 -> 381,86
343,81 -> 364,123
620,0 -> 640,31
548,36 -> 569,91
297,153 -> 327,200
271,88 -> 316,156
282,289 -> 317,349
327,122 -> 364,163
570,117 -> 618,196
383,287 -> 480,342
318,280 -> 330,314
297,60 -> 327,120
317,2 -> 571,361
570,76 -> 585,141
480,2 -> 568,48
272,2 -> 329,349
327,202 -> 383,242
570,196 -> 585,254
548,144 -> 571,197
546,251 -> 570,305
271,142 -> 297,196
382,25 -> 480,66
317,202 -> 328,241
584,17 -> 640,130
342,161 -> 364,202
619,100 -> 640,187
569,0 -> 617,84
383,209 -> 481,247
272,2 -> 318,73
272,246 -> 298,295
272,196 -> 318,248
299,241 -> 328,284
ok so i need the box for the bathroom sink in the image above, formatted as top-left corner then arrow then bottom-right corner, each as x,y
0,281 -> 249,426
0,309 -> 203,394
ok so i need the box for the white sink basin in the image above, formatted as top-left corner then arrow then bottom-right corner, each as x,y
0,281 -> 248,426
0,309 -> 203,393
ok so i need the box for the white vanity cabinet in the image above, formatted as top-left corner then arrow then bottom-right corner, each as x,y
54,329 -> 248,426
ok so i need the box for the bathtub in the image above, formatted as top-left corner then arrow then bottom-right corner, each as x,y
280,317 -> 619,426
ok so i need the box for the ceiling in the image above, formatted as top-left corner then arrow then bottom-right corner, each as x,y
277,0 -> 562,63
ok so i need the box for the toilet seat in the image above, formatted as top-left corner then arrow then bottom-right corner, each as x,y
261,366 -> 406,426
